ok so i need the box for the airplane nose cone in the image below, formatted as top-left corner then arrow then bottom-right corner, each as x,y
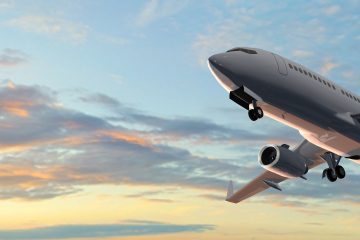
208,53 -> 225,70
208,54 -> 219,66
208,53 -> 238,92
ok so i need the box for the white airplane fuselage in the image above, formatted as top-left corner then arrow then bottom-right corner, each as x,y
208,47 -> 360,160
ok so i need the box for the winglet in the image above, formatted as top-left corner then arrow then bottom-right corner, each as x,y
226,180 -> 234,200
263,179 -> 282,191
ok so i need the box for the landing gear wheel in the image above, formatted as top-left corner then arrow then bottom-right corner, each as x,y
335,165 -> 346,179
326,168 -> 337,182
254,107 -> 264,119
248,109 -> 258,121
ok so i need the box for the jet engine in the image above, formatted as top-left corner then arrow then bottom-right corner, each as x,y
258,145 -> 308,178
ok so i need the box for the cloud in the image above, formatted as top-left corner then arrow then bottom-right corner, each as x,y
0,0 -> 13,10
0,82 -> 267,200
0,222 -> 214,239
97,34 -> 129,46
136,0 -> 188,27
124,189 -> 176,203
4,15 -> 90,43
324,5 -> 340,15
320,58 -> 339,76
79,92 -> 284,145
79,93 -> 122,109
198,193 -> 224,201
292,50 -> 314,58
0,49 -> 28,67
1,82 -> 359,205
191,5 -> 288,66
191,2 -> 342,67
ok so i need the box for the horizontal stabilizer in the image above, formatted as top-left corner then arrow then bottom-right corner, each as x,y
263,179 -> 282,191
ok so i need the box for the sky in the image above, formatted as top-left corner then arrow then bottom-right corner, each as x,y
0,0 -> 359,239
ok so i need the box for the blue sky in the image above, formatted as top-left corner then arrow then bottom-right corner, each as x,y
0,0 -> 359,239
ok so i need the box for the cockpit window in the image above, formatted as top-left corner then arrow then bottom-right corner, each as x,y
226,47 -> 258,54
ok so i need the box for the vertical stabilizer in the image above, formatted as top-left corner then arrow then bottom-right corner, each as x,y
226,180 -> 234,200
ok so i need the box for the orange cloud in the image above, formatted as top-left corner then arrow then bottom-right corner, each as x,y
100,130 -> 150,146
1,101 -> 30,117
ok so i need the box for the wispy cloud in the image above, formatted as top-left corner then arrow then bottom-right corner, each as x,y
323,5 -> 340,15
192,5 -> 283,66
79,93 -> 122,109
136,0 -> 188,27
0,0 -> 13,10
292,49 -> 314,58
97,34 -> 129,46
0,222 -> 214,239
320,58 -> 339,76
0,49 -> 28,67
4,15 -> 90,43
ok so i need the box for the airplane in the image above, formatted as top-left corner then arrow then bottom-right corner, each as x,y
208,47 -> 360,203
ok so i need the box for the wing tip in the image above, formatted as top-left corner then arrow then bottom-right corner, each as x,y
226,180 -> 234,200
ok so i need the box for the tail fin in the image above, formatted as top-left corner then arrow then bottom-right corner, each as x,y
226,180 -> 234,200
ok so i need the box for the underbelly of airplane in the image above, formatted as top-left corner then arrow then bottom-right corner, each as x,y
257,101 -> 360,159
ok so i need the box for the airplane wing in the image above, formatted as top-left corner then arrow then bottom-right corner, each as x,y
226,139 -> 327,203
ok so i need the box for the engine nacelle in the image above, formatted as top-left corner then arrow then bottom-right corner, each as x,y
258,145 -> 308,178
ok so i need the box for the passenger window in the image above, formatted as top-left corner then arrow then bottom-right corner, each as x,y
309,73 -> 312,77
332,85 -> 336,90
341,89 -> 345,94
304,70 -> 308,75
299,68 -> 303,73
327,82 -> 331,87
294,66 -> 298,71
289,63 -> 293,69
346,92 -> 349,97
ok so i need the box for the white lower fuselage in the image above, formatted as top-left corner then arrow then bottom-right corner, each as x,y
258,101 -> 360,157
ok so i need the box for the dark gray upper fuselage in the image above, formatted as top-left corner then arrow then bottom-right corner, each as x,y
209,48 -> 360,147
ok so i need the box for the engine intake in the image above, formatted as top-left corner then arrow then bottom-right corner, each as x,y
258,145 -> 308,178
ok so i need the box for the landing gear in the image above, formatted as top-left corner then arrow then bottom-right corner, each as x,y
325,168 -> 337,182
321,152 -> 345,182
248,107 -> 263,121
248,100 -> 264,121
335,165 -> 346,179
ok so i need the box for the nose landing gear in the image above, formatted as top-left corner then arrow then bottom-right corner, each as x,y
321,152 -> 345,182
248,100 -> 264,121
248,107 -> 263,121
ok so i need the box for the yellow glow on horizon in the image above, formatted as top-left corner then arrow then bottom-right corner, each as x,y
0,184 -> 357,240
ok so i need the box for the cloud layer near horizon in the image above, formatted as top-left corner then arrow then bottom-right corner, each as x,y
0,81 -> 359,205
0,81 -> 265,200
0,221 -> 214,239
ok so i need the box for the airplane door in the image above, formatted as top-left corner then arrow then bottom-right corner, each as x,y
272,54 -> 288,76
